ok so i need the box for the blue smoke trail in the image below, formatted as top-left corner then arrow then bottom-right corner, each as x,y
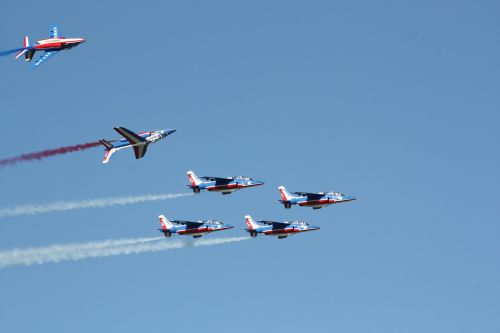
0,48 -> 25,56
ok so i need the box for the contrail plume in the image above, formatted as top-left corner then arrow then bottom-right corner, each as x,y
0,141 -> 101,167
0,237 -> 249,269
0,193 -> 193,218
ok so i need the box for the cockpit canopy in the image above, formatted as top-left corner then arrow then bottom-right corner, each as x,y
206,220 -> 223,225
327,192 -> 345,197
289,221 -> 308,226
233,176 -> 253,181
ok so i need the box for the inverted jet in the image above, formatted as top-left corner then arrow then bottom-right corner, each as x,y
99,127 -> 176,163
244,215 -> 320,239
278,185 -> 355,209
187,170 -> 264,195
0,25 -> 85,67
158,215 -> 234,238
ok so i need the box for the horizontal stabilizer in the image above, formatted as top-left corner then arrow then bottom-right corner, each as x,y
14,49 -> 27,59
99,139 -> 114,149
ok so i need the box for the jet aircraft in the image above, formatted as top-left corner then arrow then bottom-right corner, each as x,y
187,171 -> 264,195
158,215 -> 234,238
0,25 -> 85,67
244,215 -> 320,239
99,127 -> 176,163
278,185 -> 355,209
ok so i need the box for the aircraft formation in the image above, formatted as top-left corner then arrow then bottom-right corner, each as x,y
96,125 -> 355,239
2,25 -> 356,241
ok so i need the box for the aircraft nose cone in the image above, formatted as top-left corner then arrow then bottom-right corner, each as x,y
166,129 -> 176,135
311,225 -> 320,231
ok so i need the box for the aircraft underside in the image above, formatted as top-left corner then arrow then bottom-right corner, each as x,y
179,231 -> 209,238
208,187 -> 239,195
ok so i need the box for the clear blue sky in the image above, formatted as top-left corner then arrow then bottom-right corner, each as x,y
1,1 -> 499,332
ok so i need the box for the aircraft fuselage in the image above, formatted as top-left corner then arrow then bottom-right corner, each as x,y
34,37 -> 86,51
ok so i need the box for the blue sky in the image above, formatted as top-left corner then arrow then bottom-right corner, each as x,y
0,1 -> 499,332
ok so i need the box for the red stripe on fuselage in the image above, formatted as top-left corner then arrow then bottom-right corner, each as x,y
264,228 -> 317,235
206,183 -> 239,191
206,183 -> 260,191
178,227 -> 211,235
298,199 -> 334,206
264,229 -> 297,235
34,43 -> 64,50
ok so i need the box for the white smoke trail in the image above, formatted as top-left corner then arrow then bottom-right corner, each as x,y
0,237 -> 248,269
0,193 -> 193,218
0,237 -> 163,266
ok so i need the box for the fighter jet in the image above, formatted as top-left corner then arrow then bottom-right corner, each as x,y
158,215 -> 234,238
0,25 -> 85,67
99,127 -> 176,163
244,215 -> 320,239
278,185 -> 355,209
187,170 -> 264,195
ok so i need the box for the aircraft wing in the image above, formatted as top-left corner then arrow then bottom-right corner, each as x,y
294,192 -> 324,199
200,176 -> 233,184
172,220 -> 204,229
270,221 -> 291,229
133,143 -> 148,159
33,51 -> 58,67
113,127 -> 149,159
114,127 -> 147,145
50,25 -> 60,38
259,220 -> 290,229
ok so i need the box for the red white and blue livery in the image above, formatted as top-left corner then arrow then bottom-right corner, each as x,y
278,185 -> 356,209
99,126 -> 176,163
244,215 -> 320,239
187,170 -> 264,195
158,215 -> 234,238
1,25 -> 86,67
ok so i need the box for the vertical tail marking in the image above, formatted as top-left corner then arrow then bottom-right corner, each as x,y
278,186 -> 294,201
245,215 -> 259,230
159,215 -> 173,230
187,171 -> 202,186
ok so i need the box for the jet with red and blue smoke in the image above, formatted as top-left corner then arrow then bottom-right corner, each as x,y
99,126 -> 176,163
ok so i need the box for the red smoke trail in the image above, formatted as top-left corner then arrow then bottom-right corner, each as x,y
0,142 -> 101,167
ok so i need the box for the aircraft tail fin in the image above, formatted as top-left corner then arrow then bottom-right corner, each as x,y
158,215 -> 174,237
245,215 -> 259,237
278,186 -> 295,201
14,36 -> 33,60
187,170 -> 203,186
102,148 -> 118,164
244,215 -> 260,230
278,186 -> 295,208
